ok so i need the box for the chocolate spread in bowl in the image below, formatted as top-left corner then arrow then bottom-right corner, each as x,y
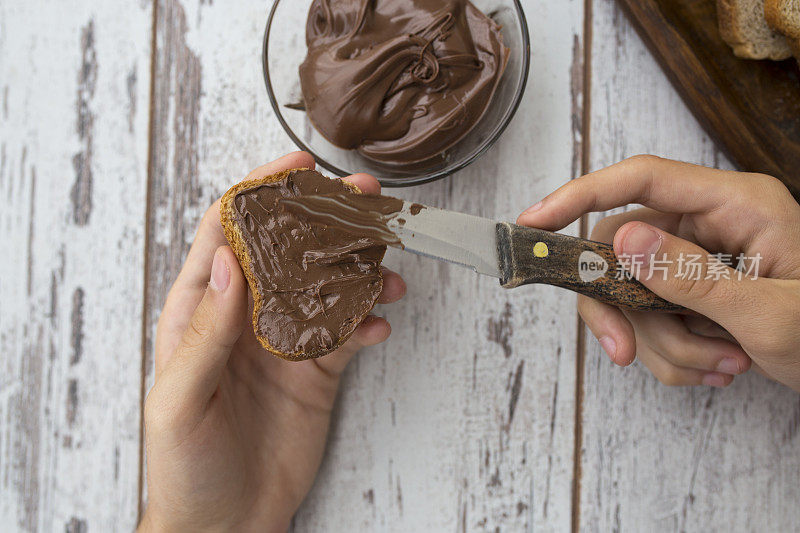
299,0 -> 510,166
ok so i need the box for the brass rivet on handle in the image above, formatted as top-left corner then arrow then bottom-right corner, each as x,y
533,242 -> 549,258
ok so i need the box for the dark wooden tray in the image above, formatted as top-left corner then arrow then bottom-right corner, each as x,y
617,0 -> 800,199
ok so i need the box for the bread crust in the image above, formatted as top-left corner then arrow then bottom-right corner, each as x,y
765,0 -> 800,38
220,168 -> 382,361
764,0 -> 800,66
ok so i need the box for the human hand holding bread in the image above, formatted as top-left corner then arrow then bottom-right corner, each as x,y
138,152 -> 406,532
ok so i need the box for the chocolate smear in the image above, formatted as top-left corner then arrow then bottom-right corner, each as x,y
227,169 -> 386,358
280,191 -> 407,247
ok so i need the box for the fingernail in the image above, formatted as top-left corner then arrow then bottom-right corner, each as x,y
716,357 -> 740,375
524,201 -> 544,214
702,373 -> 729,388
598,335 -> 617,362
621,224 -> 662,267
210,250 -> 230,292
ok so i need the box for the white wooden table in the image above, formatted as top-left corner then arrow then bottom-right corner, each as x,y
2,1 -> 798,531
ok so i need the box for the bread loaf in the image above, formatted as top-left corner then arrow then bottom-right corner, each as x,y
764,0 -> 800,64
718,0 -> 793,59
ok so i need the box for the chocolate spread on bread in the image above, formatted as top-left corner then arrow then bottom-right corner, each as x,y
280,192 -> 407,247
299,0 -> 510,165
226,169 -> 387,358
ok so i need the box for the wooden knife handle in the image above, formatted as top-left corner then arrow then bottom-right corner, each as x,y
496,223 -> 685,312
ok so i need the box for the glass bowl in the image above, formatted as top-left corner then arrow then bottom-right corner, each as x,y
263,0 -> 530,187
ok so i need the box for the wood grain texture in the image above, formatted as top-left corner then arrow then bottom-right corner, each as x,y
617,0 -> 800,199
143,0 -> 584,530
0,1 -> 151,531
579,1 -> 800,531
496,224 -> 683,312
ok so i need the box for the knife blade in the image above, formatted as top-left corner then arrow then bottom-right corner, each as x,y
279,192 -> 684,313
386,202 -> 502,278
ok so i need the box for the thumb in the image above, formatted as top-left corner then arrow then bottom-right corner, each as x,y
613,222 -> 768,334
157,246 -> 247,422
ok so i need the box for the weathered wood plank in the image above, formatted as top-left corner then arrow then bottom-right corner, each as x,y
0,1 -> 152,531
141,0 -> 309,511
144,0 -> 584,530
579,1 -> 800,531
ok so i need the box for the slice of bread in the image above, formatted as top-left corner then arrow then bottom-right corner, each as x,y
220,168 -> 386,361
718,0 -> 793,60
764,0 -> 800,64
